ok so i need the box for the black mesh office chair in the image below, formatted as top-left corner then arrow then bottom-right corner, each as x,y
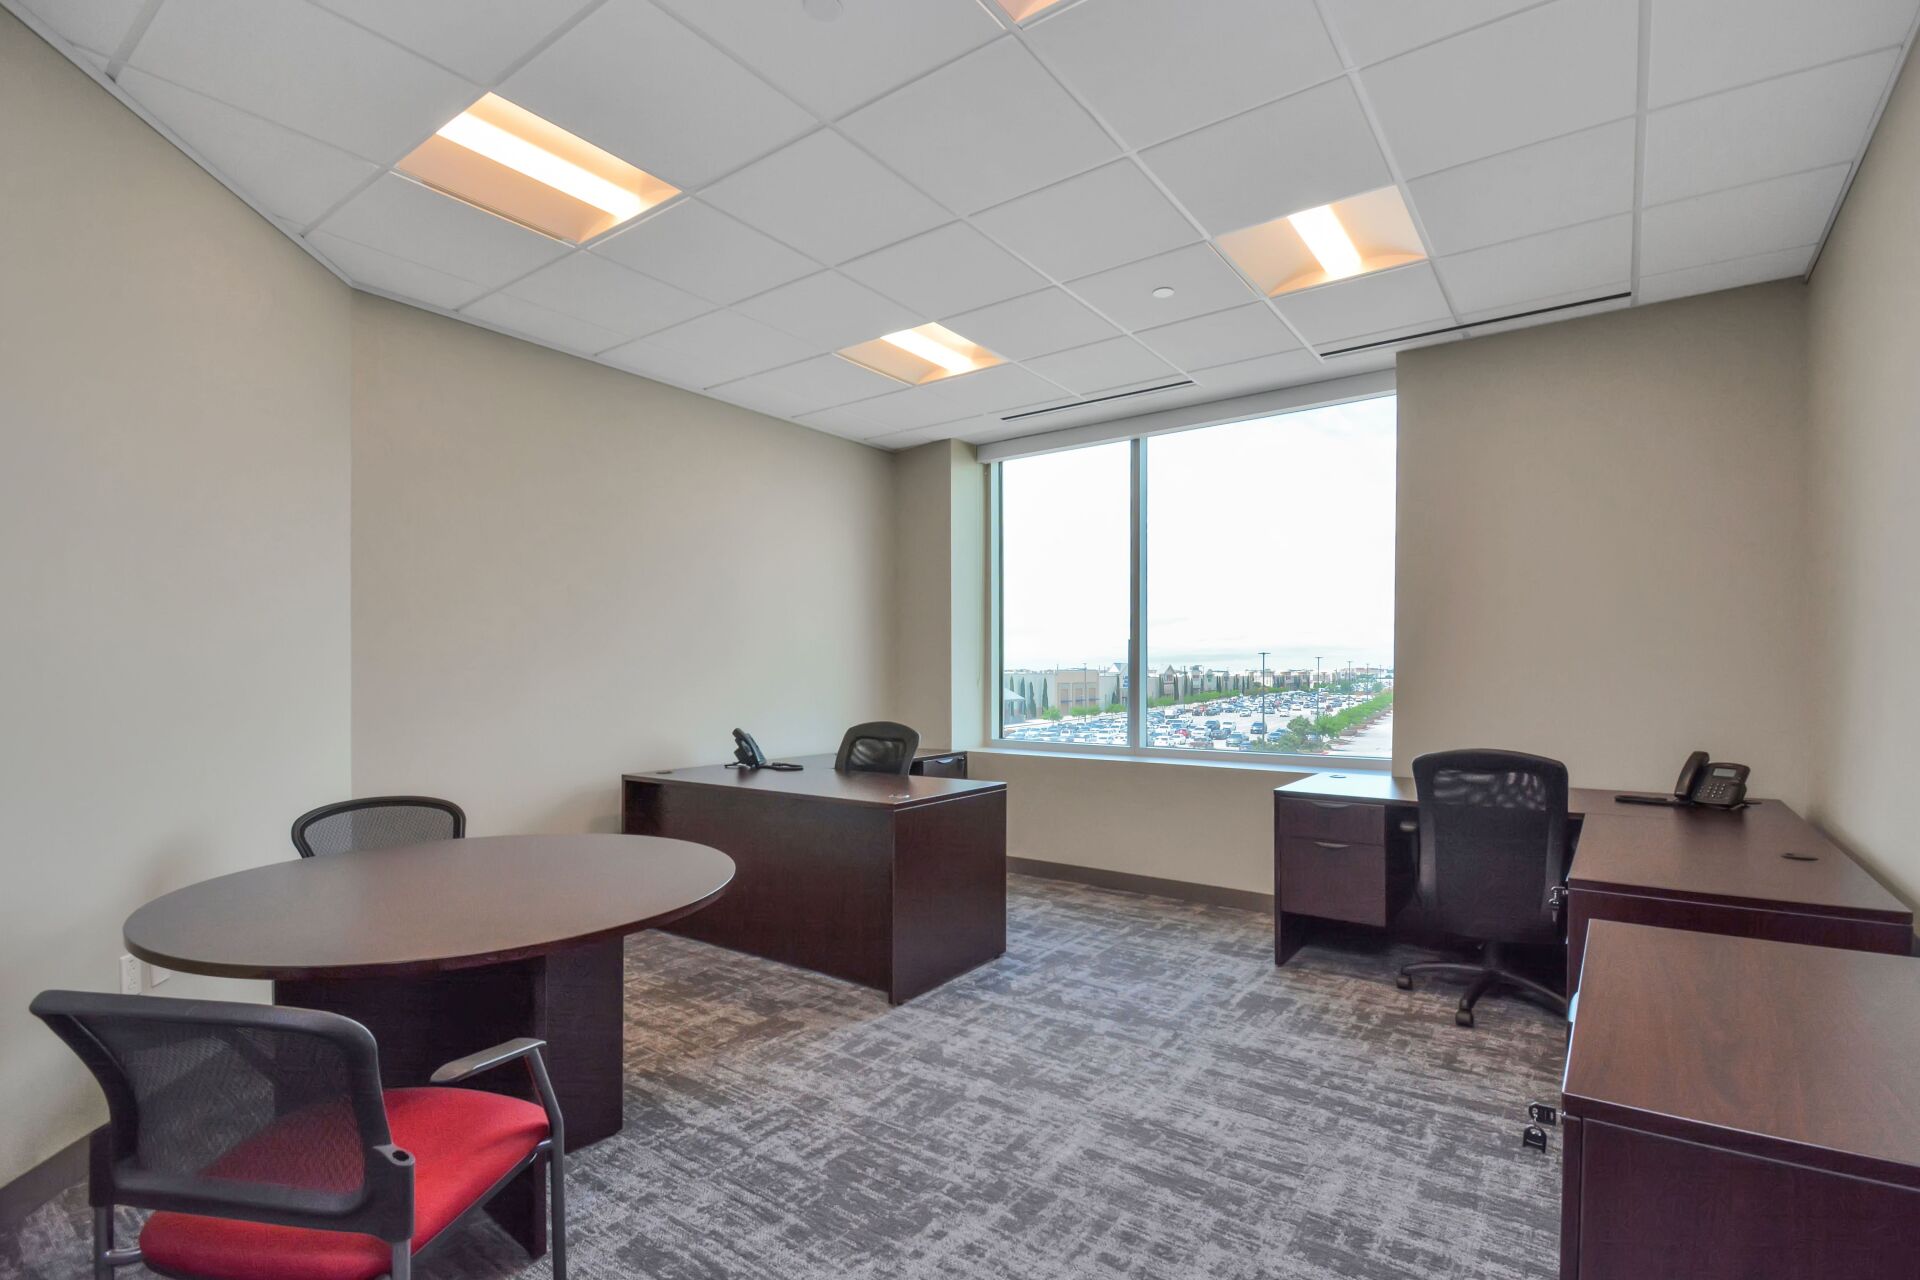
834,721 -> 921,775
30,990 -> 565,1280
292,796 -> 465,858
1396,749 -> 1573,1026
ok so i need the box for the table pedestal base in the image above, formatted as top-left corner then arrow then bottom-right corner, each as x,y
276,938 -> 625,1256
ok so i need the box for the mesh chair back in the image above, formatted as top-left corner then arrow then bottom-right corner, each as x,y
292,796 -> 465,858
29,992 -> 403,1231
834,721 -> 921,775
1412,749 -> 1570,945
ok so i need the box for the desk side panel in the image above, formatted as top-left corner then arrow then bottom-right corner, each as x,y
1574,1119 -> 1920,1280
892,791 -> 1007,1003
625,780 -> 894,990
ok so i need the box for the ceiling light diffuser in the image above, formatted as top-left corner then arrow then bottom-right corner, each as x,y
1217,186 -> 1427,298
839,324 -> 1003,386
398,94 -> 678,244
995,0 -> 1072,21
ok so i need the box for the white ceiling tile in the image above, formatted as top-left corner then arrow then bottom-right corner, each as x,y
1644,51 -> 1900,205
462,292 -> 629,354
1319,0 -> 1542,66
497,0 -> 814,190
501,253 -> 712,339
839,38 -> 1119,214
866,423 -> 957,450
794,403 -> 894,440
315,174 -> 568,287
308,231 -> 491,310
709,354 -> 903,418
651,0 -> 1002,119
1187,348 -> 1328,396
1024,0 -> 1342,149
735,272 -> 921,349
703,131 -> 951,265
1408,118 -> 1635,256
1272,263 -> 1453,347
589,201 -> 817,305
973,161 -> 1198,281
1434,214 -> 1632,315
597,337 -> 702,388
1066,243 -> 1260,329
841,223 -> 1048,317
839,384 -> 970,432
17,0 -> 144,55
118,70 -> 379,226
1137,303 -> 1302,371
126,0 -> 479,163
1025,337 -> 1178,395
310,0 -> 595,83
940,290 -> 1119,361
1649,0 -> 1920,107
1640,163 -> 1850,276
1637,244 -> 1816,305
1464,294 -> 1630,335
643,310 -> 821,387
924,364 -> 1072,416
1360,0 -> 1639,177
1140,80 -> 1391,235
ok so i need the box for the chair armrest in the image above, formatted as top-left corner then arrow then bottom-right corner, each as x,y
428,1037 -> 565,1151
430,1037 -> 547,1084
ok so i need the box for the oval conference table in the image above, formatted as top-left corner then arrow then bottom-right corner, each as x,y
125,833 -> 733,1251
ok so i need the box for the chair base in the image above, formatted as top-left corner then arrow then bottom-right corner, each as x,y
1397,942 -> 1567,1027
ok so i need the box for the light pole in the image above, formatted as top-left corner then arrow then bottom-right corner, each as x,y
1258,650 -> 1270,733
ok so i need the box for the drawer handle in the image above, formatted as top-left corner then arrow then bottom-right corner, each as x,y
1309,801 -> 1353,810
1313,841 -> 1351,850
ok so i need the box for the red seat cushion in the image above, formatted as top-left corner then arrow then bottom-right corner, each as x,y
140,1087 -> 549,1280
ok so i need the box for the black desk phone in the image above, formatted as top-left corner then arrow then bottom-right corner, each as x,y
1617,750 -> 1750,809
730,728 -> 802,771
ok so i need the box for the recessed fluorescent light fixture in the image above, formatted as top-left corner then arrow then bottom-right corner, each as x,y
398,94 -> 678,244
995,0 -> 1072,21
839,324 -> 1004,386
1217,186 -> 1426,297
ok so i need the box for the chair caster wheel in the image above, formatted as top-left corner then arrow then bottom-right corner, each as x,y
1395,973 -> 1412,990
1455,1008 -> 1475,1027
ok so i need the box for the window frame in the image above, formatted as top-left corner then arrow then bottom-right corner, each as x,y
987,381 -> 1396,772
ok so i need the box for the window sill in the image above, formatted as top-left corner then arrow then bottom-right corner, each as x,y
973,743 -> 1391,774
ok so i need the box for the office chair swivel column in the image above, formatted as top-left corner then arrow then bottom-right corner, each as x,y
834,721 -> 921,775
292,796 -> 465,858
1396,750 -> 1573,1026
30,991 -> 566,1280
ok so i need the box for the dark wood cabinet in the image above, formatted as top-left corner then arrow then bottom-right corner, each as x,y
912,752 -> 969,779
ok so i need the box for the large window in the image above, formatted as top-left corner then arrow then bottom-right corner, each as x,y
996,395 -> 1396,760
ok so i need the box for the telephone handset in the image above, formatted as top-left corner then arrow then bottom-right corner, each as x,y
1674,751 -> 1749,808
1617,750 -> 1750,809
729,728 -> 803,771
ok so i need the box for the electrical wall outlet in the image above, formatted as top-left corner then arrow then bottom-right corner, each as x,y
119,953 -> 142,995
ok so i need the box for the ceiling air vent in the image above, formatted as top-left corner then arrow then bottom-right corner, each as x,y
1000,379 -> 1195,422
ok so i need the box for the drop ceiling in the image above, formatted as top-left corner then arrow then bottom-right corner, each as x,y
13,0 -> 1918,450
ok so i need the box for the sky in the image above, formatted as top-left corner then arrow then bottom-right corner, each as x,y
1000,395 -> 1397,676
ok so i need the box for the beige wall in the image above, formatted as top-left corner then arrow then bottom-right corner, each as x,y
970,751 -> 1302,895
1395,286 -> 1813,805
1807,54 -> 1920,906
889,439 -> 987,751
0,13 -> 353,1183
349,296 -> 897,834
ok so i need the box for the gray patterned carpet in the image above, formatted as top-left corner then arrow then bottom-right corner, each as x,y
3,875 -> 1565,1280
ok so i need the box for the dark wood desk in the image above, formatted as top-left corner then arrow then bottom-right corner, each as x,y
1567,803 -> 1912,990
1272,773 -> 1913,984
1561,922 -> 1920,1279
124,834 -> 731,1257
622,762 -> 1007,1003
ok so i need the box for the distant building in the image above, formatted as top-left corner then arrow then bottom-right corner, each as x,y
1003,666 -> 1120,717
